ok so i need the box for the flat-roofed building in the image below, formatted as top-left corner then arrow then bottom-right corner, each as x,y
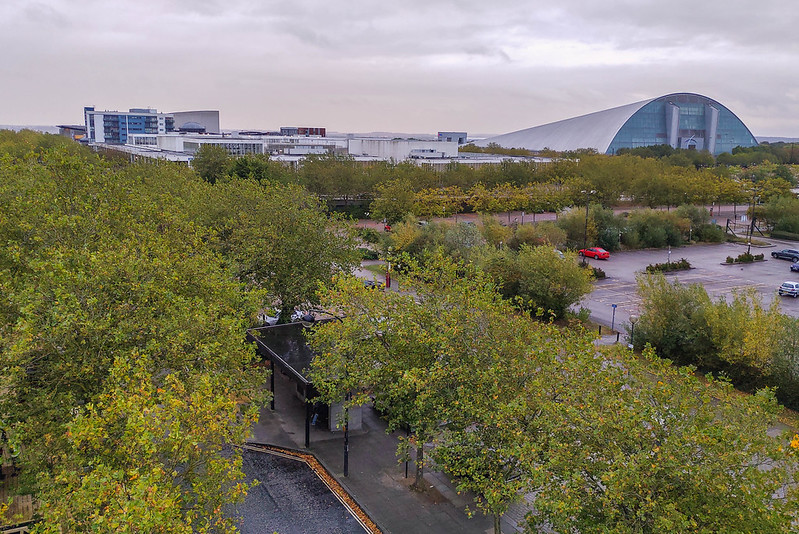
438,131 -> 468,144
347,138 -> 458,161
84,106 -> 175,144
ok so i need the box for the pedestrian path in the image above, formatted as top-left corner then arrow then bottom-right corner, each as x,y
250,369 -> 499,534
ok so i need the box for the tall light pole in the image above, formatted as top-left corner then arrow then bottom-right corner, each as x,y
629,314 -> 638,350
386,246 -> 393,289
581,189 -> 596,266
747,190 -> 758,256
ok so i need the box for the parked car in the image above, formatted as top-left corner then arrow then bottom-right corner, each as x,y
772,249 -> 799,262
791,263 -> 799,272
258,309 -> 311,326
779,281 -> 799,297
578,247 -> 610,260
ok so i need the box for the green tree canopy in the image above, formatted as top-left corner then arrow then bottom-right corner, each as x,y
192,144 -> 232,184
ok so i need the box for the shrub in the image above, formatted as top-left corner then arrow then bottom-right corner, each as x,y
695,223 -> 726,242
358,227 -> 381,244
477,245 -> 594,319
726,252 -> 764,264
591,266 -> 607,279
635,274 -> 799,410
627,209 -> 684,248
508,221 -> 567,250
358,247 -> 379,260
770,230 -> 799,241
645,258 -> 691,273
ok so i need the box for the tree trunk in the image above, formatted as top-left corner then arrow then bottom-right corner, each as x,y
412,443 -> 425,491
494,511 -> 502,534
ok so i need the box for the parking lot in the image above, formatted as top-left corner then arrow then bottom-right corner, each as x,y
582,238 -> 799,332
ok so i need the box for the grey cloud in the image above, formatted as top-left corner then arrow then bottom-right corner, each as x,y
1,0 -> 797,136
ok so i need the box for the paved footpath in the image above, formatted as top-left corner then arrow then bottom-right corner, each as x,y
250,370 -> 510,534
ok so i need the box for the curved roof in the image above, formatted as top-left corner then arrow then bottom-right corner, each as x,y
476,93 -> 757,154
179,121 -> 206,132
478,99 -> 651,153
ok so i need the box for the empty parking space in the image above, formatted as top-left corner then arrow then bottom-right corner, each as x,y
583,240 -> 799,329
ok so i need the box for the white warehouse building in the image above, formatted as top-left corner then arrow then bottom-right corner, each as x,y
124,133 -> 457,162
347,138 -> 458,161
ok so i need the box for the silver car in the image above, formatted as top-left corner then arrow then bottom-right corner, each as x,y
778,281 -> 799,298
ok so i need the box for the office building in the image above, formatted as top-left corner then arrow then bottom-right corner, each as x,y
84,107 -> 175,144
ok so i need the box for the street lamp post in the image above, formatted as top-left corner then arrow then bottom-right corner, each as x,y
629,314 -> 638,350
611,303 -> 617,331
386,246 -> 393,289
747,191 -> 758,256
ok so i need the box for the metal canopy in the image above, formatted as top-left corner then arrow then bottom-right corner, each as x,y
248,323 -> 316,385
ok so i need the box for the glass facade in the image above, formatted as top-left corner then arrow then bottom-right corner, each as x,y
607,94 -> 757,155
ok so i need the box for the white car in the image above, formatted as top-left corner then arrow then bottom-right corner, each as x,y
258,309 -> 313,325
778,281 -> 799,298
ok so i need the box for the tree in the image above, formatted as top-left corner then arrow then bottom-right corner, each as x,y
369,177 -> 415,224
468,183 -> 494,213
476,245 -> 593,319
35,356 -> 262,533
530,346 -> 797,533
0,140 -> 267,530
412,186 -> 465,219
507,221 -> 566,250
432,319 -> 593,534
299,153 -> 367,204
191,144 -> 231,184
442,223 -> 486,260
556,204 -> 599,249
633,273 -> 715,361
635,272 -> 799,410
229,153 -> 290,184
478,214 -> 513,247
308,261 -> 555,534
208,179 -> 360,321
490,183 -> 525,223
308,272 -> 457,491
307,258 -> 798,534
704,289 -> 783,387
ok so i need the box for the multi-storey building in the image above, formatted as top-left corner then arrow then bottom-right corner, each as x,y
280,126 -> 326,137
83,107 -> 175,144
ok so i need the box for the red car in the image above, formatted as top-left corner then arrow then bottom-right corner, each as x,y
578,247 -> 610,260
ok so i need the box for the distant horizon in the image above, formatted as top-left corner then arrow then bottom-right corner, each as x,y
4,124 -> 799,147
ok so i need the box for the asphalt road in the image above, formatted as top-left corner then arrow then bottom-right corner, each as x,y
582,238 -> 799,335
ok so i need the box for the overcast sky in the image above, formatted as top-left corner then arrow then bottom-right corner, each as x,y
2,0 -> 798,136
